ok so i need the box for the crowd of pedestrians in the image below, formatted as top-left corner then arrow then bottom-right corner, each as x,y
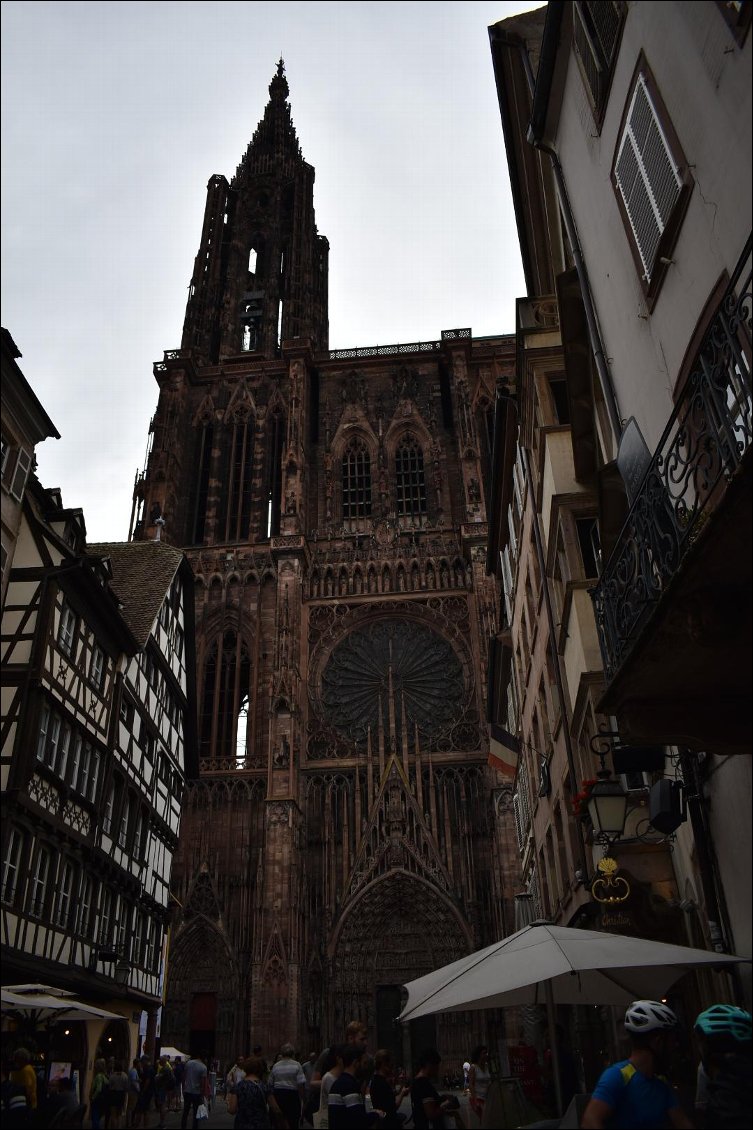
221,1023 -> 465,1130
1,998 -> 750,1128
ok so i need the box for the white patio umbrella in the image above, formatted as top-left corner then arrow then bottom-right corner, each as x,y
1,988 -> 122,1023
3,984 -> 78,997
159,1046 -> 191,1061
399,922 -> 750,1115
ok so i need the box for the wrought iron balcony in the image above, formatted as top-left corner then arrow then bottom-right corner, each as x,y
592,241 -> 752,681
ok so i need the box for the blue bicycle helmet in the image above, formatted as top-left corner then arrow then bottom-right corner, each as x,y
694,1004 -> 752,1043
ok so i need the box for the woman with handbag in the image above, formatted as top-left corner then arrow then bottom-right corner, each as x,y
227,1055 -> 285,1129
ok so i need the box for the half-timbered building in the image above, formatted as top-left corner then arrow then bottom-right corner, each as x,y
1,469 -> 197,1098
1,328 -> 59,612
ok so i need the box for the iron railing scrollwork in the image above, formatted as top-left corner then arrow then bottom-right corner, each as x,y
592,240 -> 752,680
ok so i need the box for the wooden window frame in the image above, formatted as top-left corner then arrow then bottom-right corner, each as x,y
89,645 -> 106,692
78,874 -> 94,938
572,0 -> 627,130
28,845 -> 51,919
54,859 -> 76,929
8,446 -> 32,502
611,55 -> 694,311
58,600 -> 78,658
1,827 -> 24,905
715,0 -> 751,45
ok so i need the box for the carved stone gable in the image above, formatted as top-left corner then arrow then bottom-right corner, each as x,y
345,754 -> 452,900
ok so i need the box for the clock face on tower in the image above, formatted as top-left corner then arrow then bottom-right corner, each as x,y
320,618 -> 464,750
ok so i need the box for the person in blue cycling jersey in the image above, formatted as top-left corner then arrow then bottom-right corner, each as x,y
581,1000 -> 694,1129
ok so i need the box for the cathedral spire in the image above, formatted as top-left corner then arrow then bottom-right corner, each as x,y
234,58 -> 302,184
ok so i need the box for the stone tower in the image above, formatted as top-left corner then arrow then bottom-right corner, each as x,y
133,63 -> 520,1066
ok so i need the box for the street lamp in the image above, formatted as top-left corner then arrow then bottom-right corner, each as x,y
114,959 -> 131,988
587,776 -> 628,842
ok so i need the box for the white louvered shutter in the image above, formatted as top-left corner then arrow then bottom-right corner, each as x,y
615,74 -> 683,280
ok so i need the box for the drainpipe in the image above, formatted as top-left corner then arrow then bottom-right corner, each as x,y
521,444 -> 591,884
517,45 -> 624,444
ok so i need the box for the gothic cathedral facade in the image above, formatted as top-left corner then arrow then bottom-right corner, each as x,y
133,63 -> 520,1065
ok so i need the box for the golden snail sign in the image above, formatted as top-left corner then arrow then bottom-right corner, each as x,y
590,856 -> 631,904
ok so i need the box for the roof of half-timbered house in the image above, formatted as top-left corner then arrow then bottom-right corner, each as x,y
87,541 -> 186,647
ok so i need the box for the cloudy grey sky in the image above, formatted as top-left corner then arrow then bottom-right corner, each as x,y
2,0 -> 540,541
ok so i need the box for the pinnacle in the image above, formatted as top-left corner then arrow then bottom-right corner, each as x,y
232,58 -> 302,185
269,56 -> 289,101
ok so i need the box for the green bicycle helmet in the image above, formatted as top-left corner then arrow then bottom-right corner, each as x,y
694,1004 -> 752,1043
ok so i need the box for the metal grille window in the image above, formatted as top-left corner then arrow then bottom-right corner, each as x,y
613,67 -> 691,297
395,434 -> 427,518
342,439 -> 372,519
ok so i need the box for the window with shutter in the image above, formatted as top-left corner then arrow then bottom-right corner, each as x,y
9,447 -> 32,501
572,1 -> 625,124
612,61 -> 694,307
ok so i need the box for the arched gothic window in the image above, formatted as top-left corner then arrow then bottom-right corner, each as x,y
395,433 -> 427,518
342,439 -> 372,520
200,631 -> 252,761
190,422 -> 214,544
219,416 -> 254,542
476,398 -> 495,501
265,409 -> 285,538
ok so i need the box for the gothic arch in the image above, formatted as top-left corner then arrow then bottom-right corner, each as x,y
383,414 -> 433,458
326,870 -> 472,1044
329,868 -> 472,959
162,913 -> 241,1064
330,413 -> 378,464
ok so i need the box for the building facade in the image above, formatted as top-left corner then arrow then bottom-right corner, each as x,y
1,351 -> 197,1098
1,328 -> 59,611
489,0 -> 751,1032
132,63 -> 520,1066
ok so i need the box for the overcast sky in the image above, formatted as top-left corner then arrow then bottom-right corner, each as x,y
2,0 -> 540,541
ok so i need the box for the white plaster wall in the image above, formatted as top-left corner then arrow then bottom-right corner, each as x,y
562,587 -> 602,715
554,1 -> 751,452
707,754 -> 752,955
